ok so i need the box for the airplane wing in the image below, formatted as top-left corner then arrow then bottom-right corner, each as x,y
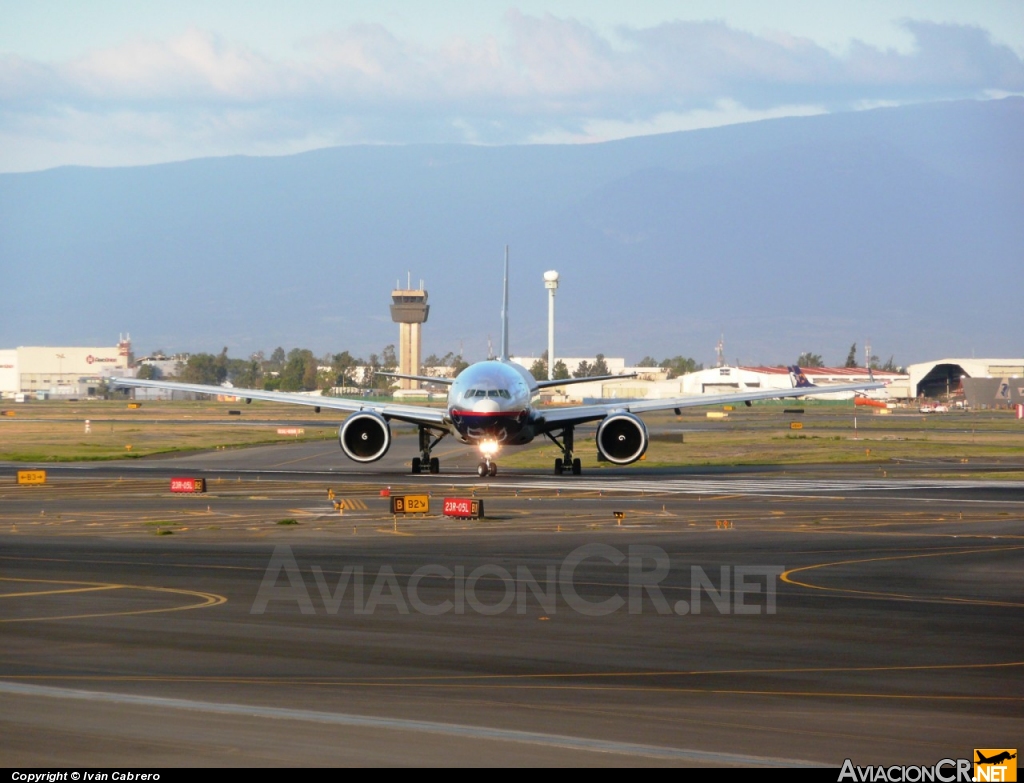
534,380 -> 886,429
110,378 -> 448,427
535,373 -> 637,390
376,372 -> 455,386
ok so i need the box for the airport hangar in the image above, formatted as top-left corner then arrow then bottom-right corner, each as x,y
908,357 -> 1024,408
0,337 -> 134,400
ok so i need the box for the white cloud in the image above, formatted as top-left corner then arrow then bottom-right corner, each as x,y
982,88 -> 1024,99
527,100 -> 828,144
1,14 -> 1021,171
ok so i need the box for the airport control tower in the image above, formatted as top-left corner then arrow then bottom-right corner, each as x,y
390,279 -> 429,390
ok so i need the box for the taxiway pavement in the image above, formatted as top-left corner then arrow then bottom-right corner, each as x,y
1,445 -> 1022,766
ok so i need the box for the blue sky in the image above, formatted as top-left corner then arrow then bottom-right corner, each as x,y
2,1 -> 1022,172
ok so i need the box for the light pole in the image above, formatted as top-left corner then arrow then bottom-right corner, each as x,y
543,271 -> 559,380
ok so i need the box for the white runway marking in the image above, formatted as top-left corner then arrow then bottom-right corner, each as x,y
7,463 -> 1022,500
475,477 -> 1024,498
0,680 -> 818,766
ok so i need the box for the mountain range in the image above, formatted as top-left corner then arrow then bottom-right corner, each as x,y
1,97 -> 1021,367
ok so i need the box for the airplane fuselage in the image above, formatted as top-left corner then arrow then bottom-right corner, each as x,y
446,360 -> 539,447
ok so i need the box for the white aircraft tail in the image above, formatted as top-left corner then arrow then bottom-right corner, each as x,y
500,246 -> 510,361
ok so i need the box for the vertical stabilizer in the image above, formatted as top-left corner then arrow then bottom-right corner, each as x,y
788,365 -> 814,388
500,246 -> 510,361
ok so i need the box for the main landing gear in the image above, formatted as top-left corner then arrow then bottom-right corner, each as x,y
411,426 -> 446,474
547,426 -> 582,475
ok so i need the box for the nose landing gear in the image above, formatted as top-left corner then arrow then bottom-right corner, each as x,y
477,460 -> 497,478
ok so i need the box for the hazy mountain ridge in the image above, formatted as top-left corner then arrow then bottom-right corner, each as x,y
1,97 -> 1021,365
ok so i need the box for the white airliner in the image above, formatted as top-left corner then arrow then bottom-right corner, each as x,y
113,252 -> 883,477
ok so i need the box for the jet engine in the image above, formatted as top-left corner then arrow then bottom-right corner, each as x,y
596,412 -> 649,465
338,412 -> 391,462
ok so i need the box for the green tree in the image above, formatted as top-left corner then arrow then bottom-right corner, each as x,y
845,343 -> 858,368
267,347 -> 286,372
361,346 -> 399,391
381,344 -> 398,371
278,356 -> 304,391
659,356 -> 702,379
552,360 -> 570,380
529,358 -> 547,378
451,355 -> 469,377
796,352 -> 824,368
330,351 -> 358,386
136,363 -> 160,380
365,353 -> 380,386
302,359 -> 319,390
572,360 -> 591,378
365,353 -> 392,391
280,348 -> 317,391
881,356 -> 901,373
214,347 -> 229,382
228,358 -> 262,388
591,354 -> 610,376
637,356 -> 660,367
180,353 -> 225,385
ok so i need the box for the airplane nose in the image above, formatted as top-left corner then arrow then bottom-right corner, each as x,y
472,398 -> 500,413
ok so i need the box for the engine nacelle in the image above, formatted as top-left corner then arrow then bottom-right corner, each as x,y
338,412 -> 391,463
596,412 -> 649,465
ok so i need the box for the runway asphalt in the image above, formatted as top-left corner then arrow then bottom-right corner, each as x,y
1,442 -> 1022,766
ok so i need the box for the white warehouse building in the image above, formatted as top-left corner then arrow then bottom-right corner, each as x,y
0,337 -> 133,399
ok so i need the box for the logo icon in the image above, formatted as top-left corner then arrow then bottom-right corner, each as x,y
975,749 -> 1017,782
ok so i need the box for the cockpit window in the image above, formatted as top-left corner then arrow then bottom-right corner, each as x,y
465,388 -> 511,399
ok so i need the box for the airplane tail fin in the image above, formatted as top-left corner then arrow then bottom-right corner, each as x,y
500,246 -> 510,362
788,365 -> 814,388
